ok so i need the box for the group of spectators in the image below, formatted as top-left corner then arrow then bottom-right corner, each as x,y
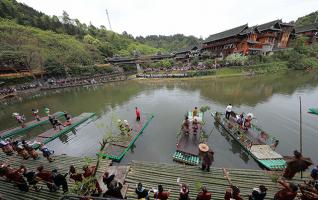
0,70 -> 127,99
0,83 -> 38,98
0,138 -> 55,162
134,175 -> 318,200
0,87 -> 16,96
43,72 -> 127,89
143,65 -> 211,73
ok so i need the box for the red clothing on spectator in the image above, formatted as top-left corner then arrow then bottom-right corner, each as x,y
196,191 -> 212,200
83,166 -> 96,178
37,170 -> 53,182
154,191 -> 170,200
274,189 -> 297,200
224,191 -> 243,200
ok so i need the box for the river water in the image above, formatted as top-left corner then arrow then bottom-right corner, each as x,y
0,71 -> 317,169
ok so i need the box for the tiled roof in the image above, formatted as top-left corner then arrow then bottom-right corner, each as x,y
204,24 -> 248,43
257,19 -> 282,32
295,23 -> 318,33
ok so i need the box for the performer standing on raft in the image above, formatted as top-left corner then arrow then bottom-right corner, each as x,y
135,107 -> 141,121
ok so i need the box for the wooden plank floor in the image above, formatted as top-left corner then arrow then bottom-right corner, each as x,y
125,160 -> 308,200
0,152 -> 112,200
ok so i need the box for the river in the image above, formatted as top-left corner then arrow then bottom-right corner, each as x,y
0,71 -> 317,169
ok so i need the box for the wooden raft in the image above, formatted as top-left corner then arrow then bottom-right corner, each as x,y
99,115 -> 154,162
173,113 -> 202,166
32,112 -> 95,148
0,152 -> 112,200
0,111 -> 65,139
125,160 -> 308,200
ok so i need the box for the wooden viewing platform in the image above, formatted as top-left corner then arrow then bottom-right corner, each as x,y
0,111 -> 65,139
125,160 -> 307,200
0,153 -> 112,200
32,112 -> 95,148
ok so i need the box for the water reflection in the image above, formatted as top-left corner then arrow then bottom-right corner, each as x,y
214,121 -> 250,164
138,71 -> 318,107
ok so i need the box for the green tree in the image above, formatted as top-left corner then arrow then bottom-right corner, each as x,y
191,57 -> 199,66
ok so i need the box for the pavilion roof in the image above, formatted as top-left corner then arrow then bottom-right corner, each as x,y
256,19 -> 282,32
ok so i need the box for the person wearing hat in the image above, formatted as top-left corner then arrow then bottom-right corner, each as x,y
199,144 -> 214,172
225,104 -> 232,119
224,185 -> 243,200
124,120 -> 132,136
0,138 -> 14,155
117,119 -> 125,134
196,186 -> 212,200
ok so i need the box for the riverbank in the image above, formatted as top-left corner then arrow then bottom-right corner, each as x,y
0,73 -> 130,104
134,61 -> 291,81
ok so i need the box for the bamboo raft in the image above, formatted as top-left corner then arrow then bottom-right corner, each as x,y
32,112 -> 95,148
211,112 -> 286,170
98,115 -> 154,162
173,112 -> 202,166
0,152 -> 112,200
125,160 -> 307,200
308,108 -> 318,115
0,111 -> 65,139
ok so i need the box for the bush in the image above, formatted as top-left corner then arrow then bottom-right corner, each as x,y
225,53 -> 248,65
203,59 -> 214,68
44,58 -> 66,76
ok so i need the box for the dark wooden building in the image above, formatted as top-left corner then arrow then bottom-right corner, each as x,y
201,20 -> 294,57
174,45 -> 201,62
202,24 -> 249,57
256,19 -> 294,53
295,23 -> 318,45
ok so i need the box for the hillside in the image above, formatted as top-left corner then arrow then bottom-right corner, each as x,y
136,34 -> 202,52
295,11 -> 318,26
0,0 -> 161,56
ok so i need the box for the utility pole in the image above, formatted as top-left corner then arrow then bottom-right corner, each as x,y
106,9 -> 112,31
299,96 -> 303,178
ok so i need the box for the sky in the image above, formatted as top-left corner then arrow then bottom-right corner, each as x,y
17,0 -> 318,39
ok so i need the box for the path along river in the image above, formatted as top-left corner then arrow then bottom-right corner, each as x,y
0,71 -> 317,169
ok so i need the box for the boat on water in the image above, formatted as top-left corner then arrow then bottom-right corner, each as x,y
172,111 -> 203,166
211,111 -> 286,170
308,108 -> 318,115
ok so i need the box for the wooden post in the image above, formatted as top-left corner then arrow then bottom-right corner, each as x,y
299,96 -> 303,179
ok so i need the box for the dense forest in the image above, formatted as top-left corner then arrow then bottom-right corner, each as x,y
0,0 -> 162,76
295,11 -> 318,26
135,34 -> 202,52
